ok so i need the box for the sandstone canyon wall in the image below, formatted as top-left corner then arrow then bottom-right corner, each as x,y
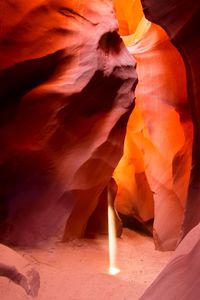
141,222 -> 200,300
141,0 -> 200,243
0,0 -> 200,298
0,0 -> 137,245
114,0 -> 194,250
138,0 -> 200,298
0,0 -> 199,254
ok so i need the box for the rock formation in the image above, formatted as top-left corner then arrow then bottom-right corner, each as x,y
1,0 -> 200,256
114,0 -> 143,36
85,177 -> 123,238
1,0 -> 200,298
0,0 -> 137,246
0,244 -> 40,296
136,0 -> 200,298
114,1 -> 193,250
140,0 -> 200,243
141,223 -> 200,300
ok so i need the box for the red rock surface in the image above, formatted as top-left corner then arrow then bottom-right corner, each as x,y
0,0 -> 137,245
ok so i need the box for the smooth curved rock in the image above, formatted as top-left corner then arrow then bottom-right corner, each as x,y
0,0 -> 137,245
0,244 -> 40,297
141,0 -> 200,241
141,223 -> 200,300
114,4 -> 193,250
114,0 -> 143,36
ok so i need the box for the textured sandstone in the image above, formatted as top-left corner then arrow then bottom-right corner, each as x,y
114,4 -> 193,250
141,0 -> 200,242
0,0 -> 137,245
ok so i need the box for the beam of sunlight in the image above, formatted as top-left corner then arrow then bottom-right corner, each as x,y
107,186 -> 120,276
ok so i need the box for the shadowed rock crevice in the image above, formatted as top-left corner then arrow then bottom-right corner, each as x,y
58,70 -> 124,119
0,49 -> 68,126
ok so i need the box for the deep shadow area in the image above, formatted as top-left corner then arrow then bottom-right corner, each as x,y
0,49 -> 68,126
119,213 -> 153,237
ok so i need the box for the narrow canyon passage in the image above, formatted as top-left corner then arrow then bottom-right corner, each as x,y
0,0 -> 200,299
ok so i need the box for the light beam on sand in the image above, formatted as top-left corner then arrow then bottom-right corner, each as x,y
107,186 -> 120,275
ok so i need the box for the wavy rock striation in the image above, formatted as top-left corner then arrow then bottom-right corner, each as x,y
114,1 -> 193,250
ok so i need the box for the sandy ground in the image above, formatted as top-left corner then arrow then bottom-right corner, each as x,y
0,229 -> 172,300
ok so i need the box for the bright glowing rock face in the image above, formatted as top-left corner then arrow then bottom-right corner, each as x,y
114,0 -> 143,35
114,1 -> 194,250
140,0 -> 200,245
137,0 -> 200,300
0,0 -> 137,245
115,0 -> 200,297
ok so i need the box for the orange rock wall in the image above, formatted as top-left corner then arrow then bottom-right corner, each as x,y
114,0 -> 143,35
114,1 -> 193,250
141,0 -> 200,243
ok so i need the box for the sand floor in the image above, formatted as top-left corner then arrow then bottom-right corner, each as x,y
0,229 -> 172,300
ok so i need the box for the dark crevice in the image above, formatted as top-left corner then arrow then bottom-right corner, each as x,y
0,49 -> 69,126
98,31 -> 123,54
58,7 -> 98,25
58,70 -> 124,122
119,213 -> 153,237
